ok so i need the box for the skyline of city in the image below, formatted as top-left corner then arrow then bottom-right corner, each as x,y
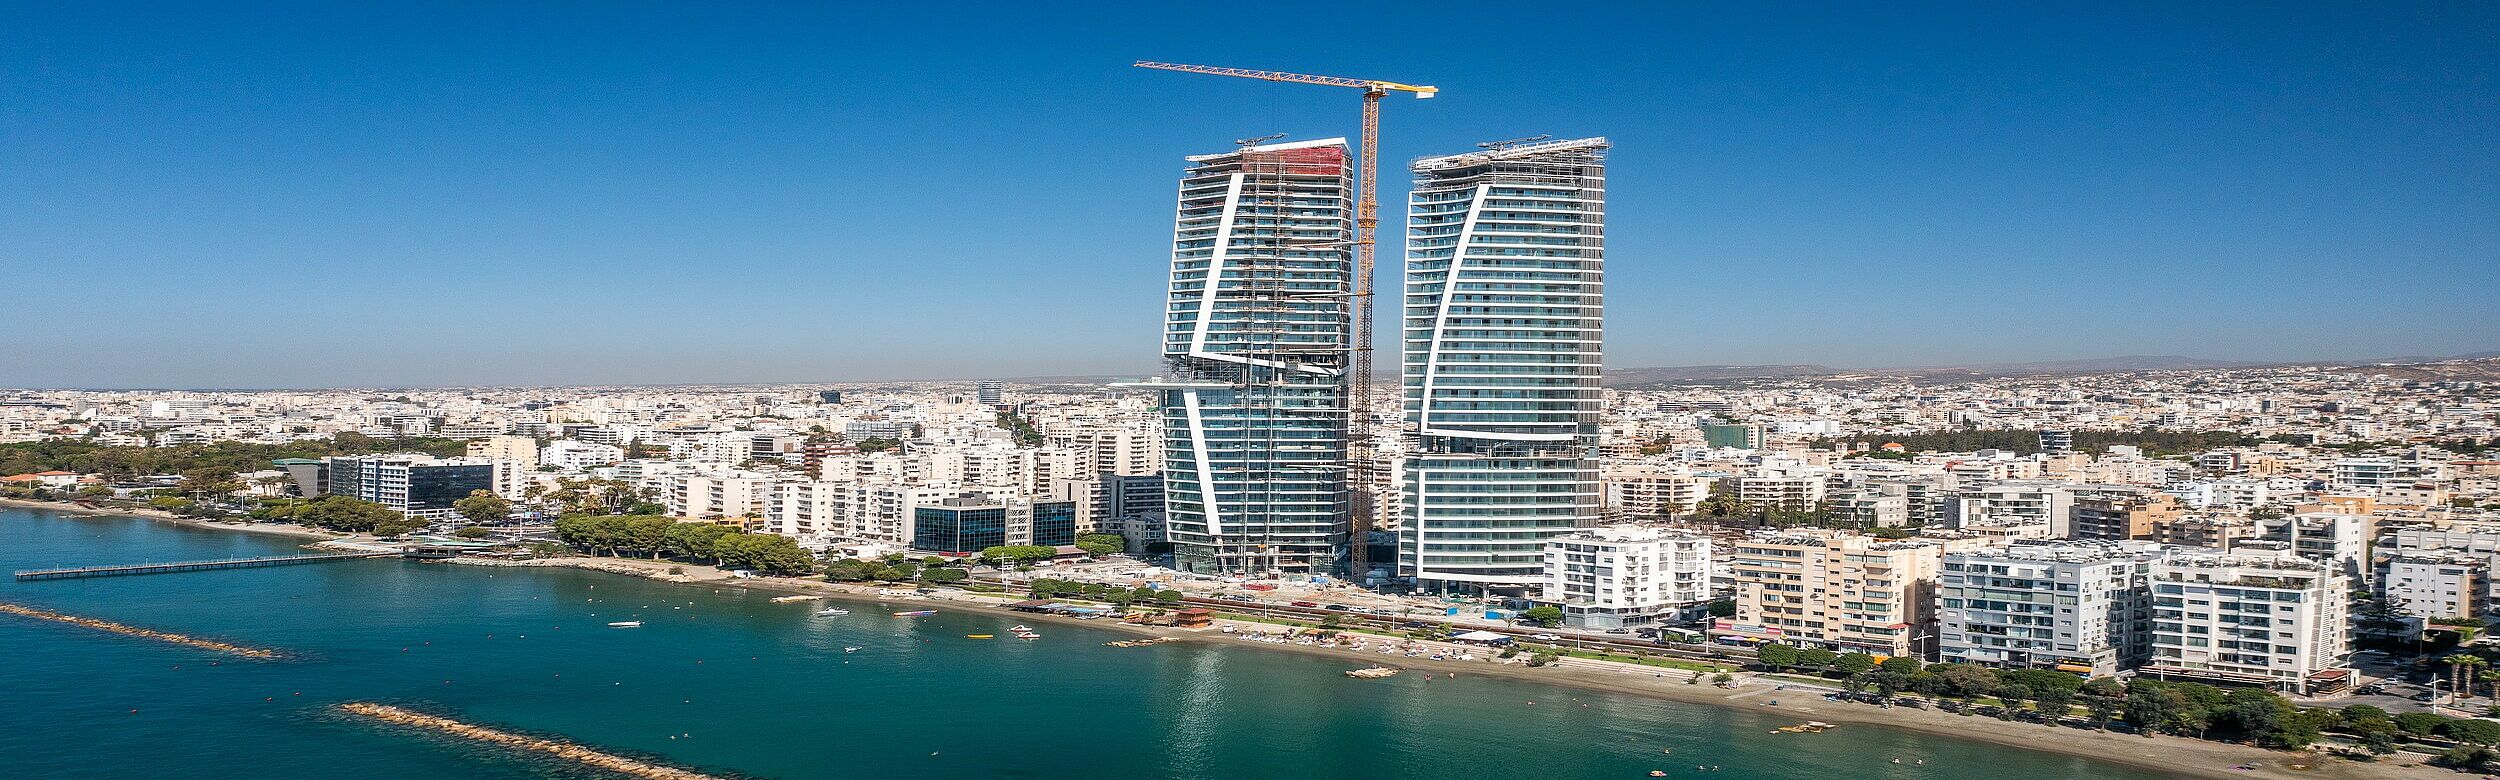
7,3 -> 2498,389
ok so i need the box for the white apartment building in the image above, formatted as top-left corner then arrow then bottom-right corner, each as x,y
1942,483 -> 2073,536
2144,552 -> 2352,695
1540,525 -> 1712,629
1730,472 -> 1826,511
2249,513 -> 2371,584
1938,541 -> 2162,677
665,471 -> 788,520
1826,487 -> 1910,528
541,440 -> 625,471
2379,552 -> 2487,620
2332,457 -> 2403,493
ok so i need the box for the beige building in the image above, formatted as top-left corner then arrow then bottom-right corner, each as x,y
1713,529 -> 1945,657
1602,464 -> 1715,518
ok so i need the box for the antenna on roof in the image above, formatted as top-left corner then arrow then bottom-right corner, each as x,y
1477,134 -> 1551,151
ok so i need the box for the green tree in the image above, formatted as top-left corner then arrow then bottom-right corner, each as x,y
823,558 -> 880,582
177,467 -> 244,500
1832,652 -> 1878,676
1877,656 -> 1923,677
1519,605 -> 1565,627
1926,663 -> 1999,704
664,522 -> 732,563
924,567 -> 968,584
453,490 -> 512,525
1706,598 -> 1736,618
1755,643 -> 1801,671
2395,712 -> 2451,736
978,545 -> 1058,566
2125,686 -> 2188,735
1075,533 -> 1126,557
1793,647 -> 1838,671
2443,718 -> 2500,745
297,495 -> 407,533
713,533 -> 814,576
452,526 -> 493,539
619,515 -> 675,558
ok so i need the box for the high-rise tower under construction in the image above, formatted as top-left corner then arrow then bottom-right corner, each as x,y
1140,138 -> 1354,575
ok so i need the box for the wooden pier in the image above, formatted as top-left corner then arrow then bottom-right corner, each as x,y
13,551 -> 396,581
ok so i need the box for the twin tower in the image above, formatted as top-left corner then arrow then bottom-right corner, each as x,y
1136,136 -> 1608,594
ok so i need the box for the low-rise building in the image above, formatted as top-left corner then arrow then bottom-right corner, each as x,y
1540,525 -> 1712,629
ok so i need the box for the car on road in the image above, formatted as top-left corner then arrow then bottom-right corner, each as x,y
1324,604 -> 1351,611
1528,633 -> 1561,641
1605,628 -> 1631,634
1290,600 -> 1319,608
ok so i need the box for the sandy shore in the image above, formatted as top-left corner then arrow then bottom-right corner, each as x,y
0,497 -> 342,542
17,504 -> 2452,780
444,554 -> 2451,780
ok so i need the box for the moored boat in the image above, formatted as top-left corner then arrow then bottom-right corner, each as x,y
607,621 -> 642,628
893,610 -> 936,617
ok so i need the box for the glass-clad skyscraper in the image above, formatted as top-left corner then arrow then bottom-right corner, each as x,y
1400,137 -> 1609,592
1137,138 -> 1353,575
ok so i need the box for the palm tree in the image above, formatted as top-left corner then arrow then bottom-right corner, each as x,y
2446,655 -> 2487,704
2478,667 -> 2500,703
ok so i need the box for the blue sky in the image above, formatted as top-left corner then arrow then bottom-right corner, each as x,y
4,2 -> 2495,388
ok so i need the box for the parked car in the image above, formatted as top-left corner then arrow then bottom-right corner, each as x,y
1528,633 -> 1562,641
1324,604 -> 1351,611
1605,628 -> 1632,634
1290,600 -> 1320,608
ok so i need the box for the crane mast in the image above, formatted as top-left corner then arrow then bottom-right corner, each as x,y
1135,61 -> 1438,581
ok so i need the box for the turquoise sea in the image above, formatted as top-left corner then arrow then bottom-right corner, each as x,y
0,506 -> 2164,778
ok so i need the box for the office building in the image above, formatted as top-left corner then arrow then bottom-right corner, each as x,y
1400,137 -> 1608,592
316,454 -> 500,523
976,381 -> 1004,407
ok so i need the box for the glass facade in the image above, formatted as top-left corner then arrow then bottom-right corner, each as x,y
1031,500 -> 1078,547
1400,138 -> 1609,591
913,505 -> 1007,554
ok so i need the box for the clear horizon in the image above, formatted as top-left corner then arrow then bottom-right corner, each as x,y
6,3 -> 2497,388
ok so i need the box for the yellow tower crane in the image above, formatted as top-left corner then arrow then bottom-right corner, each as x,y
1133,61 -> 1438,581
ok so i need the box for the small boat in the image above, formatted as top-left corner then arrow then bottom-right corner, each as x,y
1015,633 -> 1040,640
1009,625 -> 1033,632
816,608 -> 851,616
966,634 -> 994,639
607,621 -> 643,628
770,595 -> 823,603
843,646 -> 863,653
893,610 -> 936,617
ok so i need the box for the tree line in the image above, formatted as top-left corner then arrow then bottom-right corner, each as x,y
1757,648 -> 2500,756
0,432 -> 470,480
1817,427 -> 2258,457
551,514 -> 814,576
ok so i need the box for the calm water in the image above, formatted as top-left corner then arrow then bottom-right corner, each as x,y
0,506 -> 2162,779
